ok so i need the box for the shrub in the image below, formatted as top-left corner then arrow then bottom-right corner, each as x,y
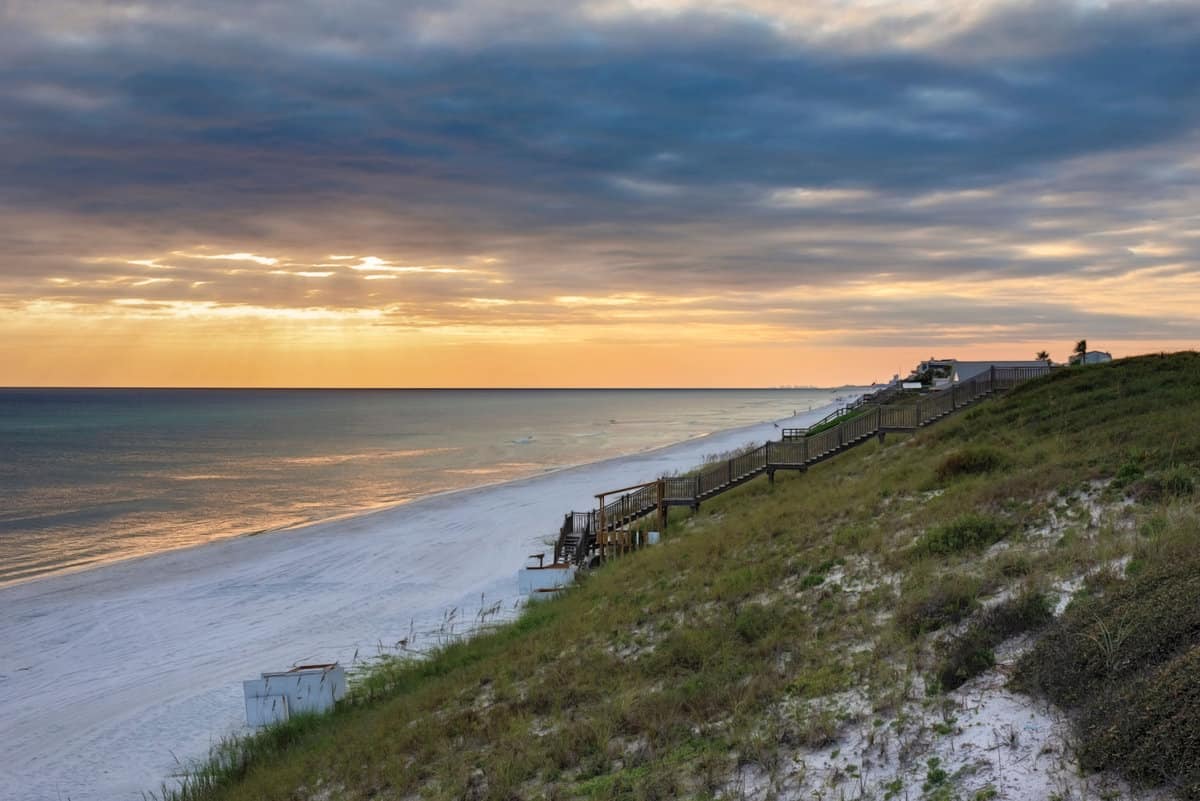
800,572 -> 826,589
734,604 -> 781,644
984,591 -> 1054,639
1016,543 -> 1200,797
936,592 -> 1052,690
936,447 -> 1005,481
787,663 -> 850,699
915,514 -> 1008,556
1112,459 -> 1144,489
1139,513 -> 1168,538
1127,476 -> 1164,503
896,575 -> 980,638
994,551 -> 1033,578
1163,465 -> 1196,497
922,757 -> 948,791
655,627 -> 718,673
1076,647 -> 1200,797
936,640 -> 995,691
1125,467 -> 1193,503
1018,558 -> 1200,705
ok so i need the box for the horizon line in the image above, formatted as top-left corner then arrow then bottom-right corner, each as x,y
0,384 -> 875,392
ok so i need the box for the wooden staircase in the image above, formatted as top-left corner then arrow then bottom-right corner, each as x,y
555,365 -> 1051,566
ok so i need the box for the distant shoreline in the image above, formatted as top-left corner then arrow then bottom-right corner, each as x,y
2,386 -> 864,587
0,393 -> 866,592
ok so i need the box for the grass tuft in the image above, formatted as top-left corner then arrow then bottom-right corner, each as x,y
935,446 -> 1005,482
914,513 -> 1008,556
734,603 -> 783,644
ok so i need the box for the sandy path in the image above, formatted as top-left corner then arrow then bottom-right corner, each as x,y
0,403 -> 842,800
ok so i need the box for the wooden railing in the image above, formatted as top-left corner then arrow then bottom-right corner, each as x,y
781,382 -> 902,439
556,365 -> 1051,565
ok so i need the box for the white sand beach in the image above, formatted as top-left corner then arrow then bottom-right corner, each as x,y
0,402 -> 846,801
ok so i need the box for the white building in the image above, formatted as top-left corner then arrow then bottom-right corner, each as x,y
1069,350 -> 1112,365
908,358 -> 1052,388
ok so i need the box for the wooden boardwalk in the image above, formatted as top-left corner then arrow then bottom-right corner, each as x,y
554,365 -> 1050,565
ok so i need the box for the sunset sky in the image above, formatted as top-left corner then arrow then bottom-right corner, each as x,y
2,0 -> 1197,387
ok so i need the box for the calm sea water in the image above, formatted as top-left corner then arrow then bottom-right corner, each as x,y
0,388 -> 846,585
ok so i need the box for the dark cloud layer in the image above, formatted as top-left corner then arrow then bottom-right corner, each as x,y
1,0 -> 1198,348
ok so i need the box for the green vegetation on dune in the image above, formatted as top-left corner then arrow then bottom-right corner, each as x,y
166,353 -> 1200,801
797,406 -> 867,436
936,591 -> 1052,690
801,391 -> 927,437
1016,522 -> 1200,798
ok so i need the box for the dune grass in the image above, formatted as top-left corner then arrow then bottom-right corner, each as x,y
161,352 -> 1200,801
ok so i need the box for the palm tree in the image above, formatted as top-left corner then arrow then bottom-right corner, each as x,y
1073,339 -> 1088,364
1036,350 -> 1050,362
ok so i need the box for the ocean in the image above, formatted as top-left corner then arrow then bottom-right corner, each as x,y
0,387 -> 847,586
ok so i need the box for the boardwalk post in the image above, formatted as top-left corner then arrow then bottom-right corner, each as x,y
597,495 -> 606,562
555,513 -> 565,564
656,478 -> 667,537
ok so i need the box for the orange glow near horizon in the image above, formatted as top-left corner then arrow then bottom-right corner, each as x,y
3,328 -> 1190,388
5,191 -> 1198,389
3,263 -> 1194,387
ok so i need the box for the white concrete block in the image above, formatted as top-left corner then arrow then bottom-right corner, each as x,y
243,690 -> 290,727
243,664 -> 346,727
518,564 -> 575,595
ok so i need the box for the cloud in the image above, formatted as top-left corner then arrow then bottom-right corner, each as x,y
0,0 -> 1197,362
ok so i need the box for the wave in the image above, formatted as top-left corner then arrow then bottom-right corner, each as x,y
169,473 -> 249,481
275,447 -> 461,466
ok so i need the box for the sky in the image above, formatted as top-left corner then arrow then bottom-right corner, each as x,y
1,0 -> 1197,387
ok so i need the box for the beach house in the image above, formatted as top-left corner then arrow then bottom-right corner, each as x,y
1069,350 -> 1113,366
908,358 -> 1053,388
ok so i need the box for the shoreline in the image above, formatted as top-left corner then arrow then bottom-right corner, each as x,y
0,398 -> 856,801
0,395 -> 860,595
